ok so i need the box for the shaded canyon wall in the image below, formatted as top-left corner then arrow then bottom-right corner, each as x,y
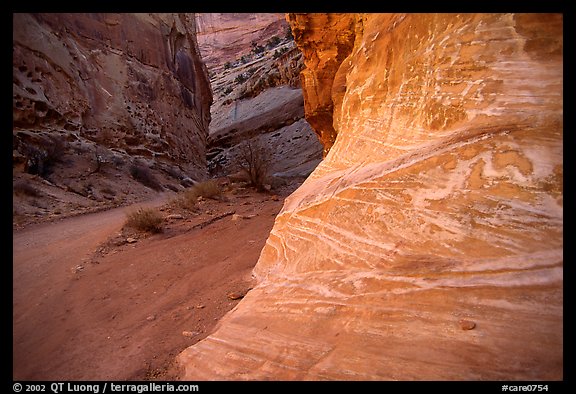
13,13 -> 212,179
177,12 -> 563,380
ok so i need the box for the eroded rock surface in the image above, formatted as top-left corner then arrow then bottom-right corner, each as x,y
195,13 -> 287,71
177,13 -> 563,380
287,13 -> 357,155
13,13 -> 212,180
195,13 -> 323,183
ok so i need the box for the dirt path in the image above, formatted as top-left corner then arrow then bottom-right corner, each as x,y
13,188 -> 284,380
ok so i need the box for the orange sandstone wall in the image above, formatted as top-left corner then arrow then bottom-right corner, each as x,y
177,13 -> 563,380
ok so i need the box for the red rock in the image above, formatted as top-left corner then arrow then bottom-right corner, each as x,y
177,13 -> 563,381
13,13 -> 212,181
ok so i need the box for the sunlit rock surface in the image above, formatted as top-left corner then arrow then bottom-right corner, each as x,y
177,13 -> 563,380
13,13 -> 212,179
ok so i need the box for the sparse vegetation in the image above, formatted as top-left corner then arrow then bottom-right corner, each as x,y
13,180 -> 41,197
252,44 -> 265,54
273,47 -> 289,59
173,180 -> 223,211
235,73 -> 248,84
174,189 -> 198,211
266,36 -> 281,49
190,180 -> 222,200
22,137 -> 67,178
237,140 -> 270,192
125,208 -> 164,233
129,163 -> 163,191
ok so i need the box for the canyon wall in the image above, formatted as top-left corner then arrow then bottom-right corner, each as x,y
13,13 -> 212,180
177,13 -> 563,380
195,13 -> 287,71
195,13 -> 323,181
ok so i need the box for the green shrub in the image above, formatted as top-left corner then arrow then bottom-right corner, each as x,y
125,208 -> 164,233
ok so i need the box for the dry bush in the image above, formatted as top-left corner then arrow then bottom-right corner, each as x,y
172,180 -> 222,211
173,191 -> 198,211
129,163 -> 163,191
13,180 -> 41,197
190,180 -> 222,200
22,136 -> 67,178
237,140 -> 270,192
125,208 -> 164,233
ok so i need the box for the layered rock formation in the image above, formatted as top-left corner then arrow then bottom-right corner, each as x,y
195,13 -> 323,182
208,86 -> 322,179
177,13 -> 563,380
195,13 -> 287,71
13,13 -> 212,180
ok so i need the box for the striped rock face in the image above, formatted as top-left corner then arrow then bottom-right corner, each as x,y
177,13 -> 563,380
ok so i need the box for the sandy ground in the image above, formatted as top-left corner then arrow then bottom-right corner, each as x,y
13,182 -> 292,381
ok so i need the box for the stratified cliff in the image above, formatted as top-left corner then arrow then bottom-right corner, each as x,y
177,13 -> 563,380
195,13 -> 287,71
13,13 -> 212,180
195,13 -> 323,181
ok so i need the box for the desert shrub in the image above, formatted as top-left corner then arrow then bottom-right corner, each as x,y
22,136 -> 67,178
252,44 -> 265,54
237,140 -> 270,192
174,190 -> 198,211
190,180 -> 222,200
266,36 -> 281,49
173,180 -> 222,211
129,163 -> 163,191
13,180 -> 41,197
235,73 -> 248,84
125,208 -> 164,233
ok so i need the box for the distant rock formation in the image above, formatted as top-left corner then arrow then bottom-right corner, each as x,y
196,13 -> 323,182
13,13 -> 212,180
195,13 -> 288,71
177,13 -> 563,380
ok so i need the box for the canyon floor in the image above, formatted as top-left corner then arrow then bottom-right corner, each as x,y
13,178 -> 302,380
